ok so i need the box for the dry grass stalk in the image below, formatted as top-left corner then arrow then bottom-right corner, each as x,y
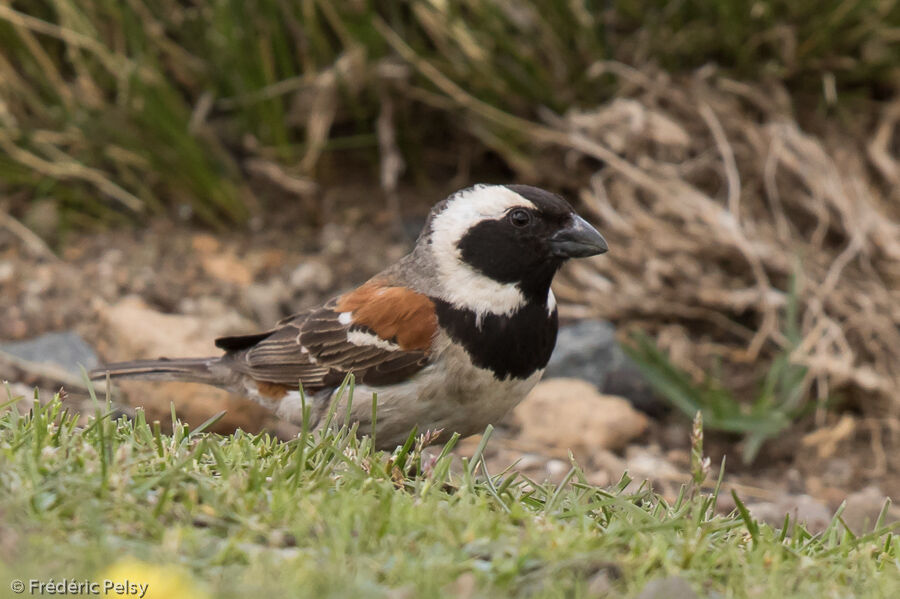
548,69 -> 900,420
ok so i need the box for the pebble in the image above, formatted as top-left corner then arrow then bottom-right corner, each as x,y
289,260 -> 334,292
546,459 -> 569,479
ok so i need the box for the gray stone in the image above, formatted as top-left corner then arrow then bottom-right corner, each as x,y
547,320 -> 618,385
0,330 -> 98,377
546,320 -> 660,414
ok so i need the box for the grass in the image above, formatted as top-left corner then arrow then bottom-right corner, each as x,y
1,1 -> 897,228
1,390 -> 898,598
626,331 -> 808,464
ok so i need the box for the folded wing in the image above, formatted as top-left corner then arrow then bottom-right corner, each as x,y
215,280 -> 438,392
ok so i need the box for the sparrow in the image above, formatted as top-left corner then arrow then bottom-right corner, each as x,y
91,184 -> 608,449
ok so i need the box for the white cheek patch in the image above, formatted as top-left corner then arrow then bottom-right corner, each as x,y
547,289 -> 556,316
430,185 -> 536,317
347,329 -> 400,352
439,261 -> 526,319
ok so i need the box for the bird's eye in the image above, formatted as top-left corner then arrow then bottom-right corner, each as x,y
508,208 -> 532,228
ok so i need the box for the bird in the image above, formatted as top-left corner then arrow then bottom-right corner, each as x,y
91,184 -> 608,449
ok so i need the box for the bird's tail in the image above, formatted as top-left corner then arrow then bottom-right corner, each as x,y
89,357 -> 224,386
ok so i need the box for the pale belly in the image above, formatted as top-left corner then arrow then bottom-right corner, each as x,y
325,341 -> 543,449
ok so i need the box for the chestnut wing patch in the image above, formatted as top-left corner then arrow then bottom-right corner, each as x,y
335,281 -> 437,351
220,281 -> 437,391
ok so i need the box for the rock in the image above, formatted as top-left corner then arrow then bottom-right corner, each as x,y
245,248 -> 288,275
546,320 -> 616,385
200,253 -> 253,286
191,233 -> 253,286
635,576 -> 698,599
744,494 -> 832,533
0,330 -> 99,386
586,569 -> 615,597
0,260 -> 14,284
178,296 -> 241,320
190,233 -> 220,254
603,363 -> 661,416
96,296 -> 253,355
623,445 -> 683,481
841,486 -> 897,534
0,330 -> 98,373
93,296 -> 281,436
289,260 -> 334,293
512,378 -> 648,455
546,459 -> 569,480
545,320 -> 661,415
245,279 -> 291,325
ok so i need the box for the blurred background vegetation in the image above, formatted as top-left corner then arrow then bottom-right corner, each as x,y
1,0 -> 897,228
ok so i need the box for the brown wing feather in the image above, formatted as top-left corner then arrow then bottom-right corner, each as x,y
218,281 -> 438,391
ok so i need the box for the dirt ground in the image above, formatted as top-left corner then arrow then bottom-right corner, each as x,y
2,186 -> 898,534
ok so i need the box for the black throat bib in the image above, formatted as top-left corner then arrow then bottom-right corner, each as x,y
432,298 -> 558,380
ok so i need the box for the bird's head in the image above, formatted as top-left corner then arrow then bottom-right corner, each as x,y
418,184 -> 607,316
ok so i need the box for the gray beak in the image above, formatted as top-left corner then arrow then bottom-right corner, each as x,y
550,214 -> 608,258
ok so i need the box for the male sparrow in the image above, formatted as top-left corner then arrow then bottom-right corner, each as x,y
91,184 -> 608,448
